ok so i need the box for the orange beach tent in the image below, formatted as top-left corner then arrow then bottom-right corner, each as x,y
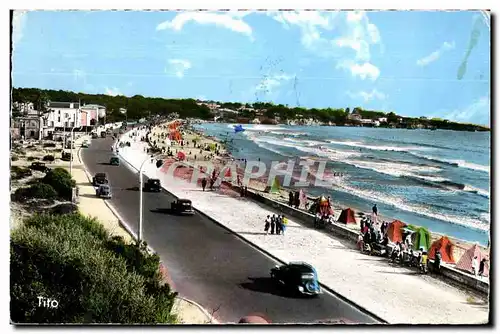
337,208 -> 357,224
428,236 -> 456,264
387,220 -> 406,243
455,244 -> 489,276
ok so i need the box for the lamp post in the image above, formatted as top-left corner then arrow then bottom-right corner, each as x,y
138,152 -> 167,243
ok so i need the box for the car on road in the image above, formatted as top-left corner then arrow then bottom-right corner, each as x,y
91,133 -> 98,139
96,184 -> 112,199
29,162 -> 51,173
92,172 -> 108,187
270,262 -> 321,296
61,152 -> 73,161
144,178 -> 161,192
170,199 -> 195,215
81,140 -> 90,148
109,156 -> 120,166
100,131 -> 106,138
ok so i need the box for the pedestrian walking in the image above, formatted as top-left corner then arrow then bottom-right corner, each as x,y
479,257 -> 487,277
282,216 -> 288,235
276,216 -> 282,235
270,215 -> 276,235
472,256 -> 479,276
264,215 -> 271,234
201,178 -> 207,191
372,204 -> 378,215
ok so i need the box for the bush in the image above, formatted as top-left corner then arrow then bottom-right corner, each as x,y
42,155 -> 55,162
10,213 -> 177,324
27,156 -> 38,161
42,168 -> 76,199
11,166 -> 32,180
13,183 -> 57,202
43,143 -> 57,148
11,155 -> 19,161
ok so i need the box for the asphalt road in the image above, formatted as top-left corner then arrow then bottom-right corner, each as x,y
82,135 -> 380,324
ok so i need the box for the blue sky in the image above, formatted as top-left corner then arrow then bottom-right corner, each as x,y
12,10 -> 491,125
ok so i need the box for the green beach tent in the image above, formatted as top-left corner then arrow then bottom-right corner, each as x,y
270,177 -> 281,194
412,227 -> 431,251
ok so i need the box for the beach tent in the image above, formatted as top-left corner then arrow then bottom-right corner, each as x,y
177,151 -> 186,161
387,220 -> 407,243
233,124 -> 245,133
411,227 -> 431,251
337,208 -> 357,225
428,236 -> 456,264
209,143 -> 216,151
224,167 -> 232,178
455,244 -> 489,276
270,177 -> 280,194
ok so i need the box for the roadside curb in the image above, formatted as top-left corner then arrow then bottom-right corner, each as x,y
118,129 -> 387,325
175,297 -> 219,324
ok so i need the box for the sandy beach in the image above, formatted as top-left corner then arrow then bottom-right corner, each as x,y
117,120 -> 489,324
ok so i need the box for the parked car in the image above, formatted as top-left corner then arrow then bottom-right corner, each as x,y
100,131 -> 106,138
29,162 -> 51,173
92,172 -> 108,187
144,178 -> 161,192
170,199 -> 195,215
81,140 -> 90,148
91,133 -> 98,139
96,184 -> 112,199
109,156 -> 120,166
61,152 -> 73,161
270,262 -> 321,296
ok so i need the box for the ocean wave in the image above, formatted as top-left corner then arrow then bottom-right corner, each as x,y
283,137 -> 325,146
409,153 -> 490,173
270,131 -> 308,137
320,179 -> 490,233
328,140 -> 425,152
464,185 -> 490,199
364,136 -> 487,153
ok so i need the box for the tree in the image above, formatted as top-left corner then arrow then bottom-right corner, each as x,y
42,168 -> 76,200
387,112 -> 399,123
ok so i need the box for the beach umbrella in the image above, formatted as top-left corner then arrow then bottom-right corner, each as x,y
177,151 -> 186,161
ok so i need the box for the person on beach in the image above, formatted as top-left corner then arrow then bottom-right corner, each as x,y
294,191 -> 300,208
240,186 -> 245,197
289,191 -> 294,206
276,216 -> 282,235
472,256 -> 479,276
201,178 -> 207,191
434,250 -> 442,272
282,216 -> 288,235
479,258 -> 487,277
244,186 -> 248,197
264,215 -> 271,234
372,204 -> 378,215
270,215 -> 276,235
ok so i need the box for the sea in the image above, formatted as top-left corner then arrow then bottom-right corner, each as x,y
193,123 -> 491,246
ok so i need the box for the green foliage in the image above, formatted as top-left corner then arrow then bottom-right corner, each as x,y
11,155 -> 19,161
42,155 -> 55,162
42,168 -> 76,199
27,156 -> 38,161
13,183 -> 57,202
11,166 -> 32,180
11,213 -> 178,324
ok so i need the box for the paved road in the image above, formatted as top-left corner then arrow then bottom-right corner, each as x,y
82,136 -> 380,324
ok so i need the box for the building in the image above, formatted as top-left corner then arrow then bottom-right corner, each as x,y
378,117 -> 388,123
45,102 -> 81,128
80,104 -> 106,126
348,112 -> 362,121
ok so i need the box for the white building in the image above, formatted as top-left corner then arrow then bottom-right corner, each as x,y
80,104 -> 106,126
378,117 -> 388,123
45,102 -> 81,128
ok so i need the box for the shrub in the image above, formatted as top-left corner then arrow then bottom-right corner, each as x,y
13,183 -> 57,202
42,155 -> 55,162
42,168 -> 76,199
27,156 -> 38,161
11,166 -> 32,180
43,143 -> 57,148
11,155 -> 19,161
10,213 -> 177,324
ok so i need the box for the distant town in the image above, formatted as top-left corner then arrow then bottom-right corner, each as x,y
10,87 -> 490,140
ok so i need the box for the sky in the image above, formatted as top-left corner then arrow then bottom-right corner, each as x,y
12,10 -> 491,126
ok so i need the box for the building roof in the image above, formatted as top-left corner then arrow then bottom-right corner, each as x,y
47,102 -> 80,109
82,104 -> 106,109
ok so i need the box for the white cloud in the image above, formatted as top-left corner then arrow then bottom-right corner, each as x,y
444,96 -> 490,126
167,59 -> 192,78
255,73 -> 293,95
347,89 -> 386,102
157,12 -> 253,40
336,60 -> 380,81
12,11 -> 27,47
416,41 -> 456,66
105,87 -> 121,96
270,11 -> 382,80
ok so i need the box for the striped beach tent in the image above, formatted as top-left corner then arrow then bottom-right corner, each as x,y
455,244 -> 489,276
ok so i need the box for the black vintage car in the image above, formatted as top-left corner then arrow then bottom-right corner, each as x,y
29,162 -> 51,173
91,133 -> 98,139
170,199 -> 195,215
92,172 -> 108,187
61,152 -> 73,161
144,178 -> 161,192
270,262 -> 321,296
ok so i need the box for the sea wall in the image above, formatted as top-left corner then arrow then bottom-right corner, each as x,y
237,184 -> 489,295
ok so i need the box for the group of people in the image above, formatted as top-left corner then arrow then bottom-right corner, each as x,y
264,214 -> 289,235
288,191 -> 301,208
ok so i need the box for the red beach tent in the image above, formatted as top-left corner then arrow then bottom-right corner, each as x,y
337,208 -> 357,224
428,236 -> 456,264
455,244 -> 489,276
177,151 -> 186,161
387,220 -> 406,243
